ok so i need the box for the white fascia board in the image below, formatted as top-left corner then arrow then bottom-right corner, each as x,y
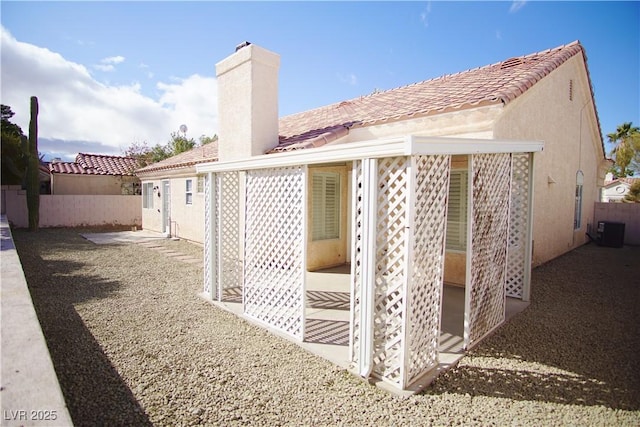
196,135 -> 544,173
408,136 -> 544,155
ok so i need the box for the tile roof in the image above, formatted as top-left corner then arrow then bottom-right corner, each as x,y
272,40 -> 600,152
136,142 -> 218,174
604,177 -> 640,187
50,153 -> 138,175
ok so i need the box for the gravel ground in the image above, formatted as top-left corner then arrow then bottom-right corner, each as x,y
13,228 -> 640,426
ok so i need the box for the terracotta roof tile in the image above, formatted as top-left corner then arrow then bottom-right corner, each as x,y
606,177 -> 640,187
136,142 -> 218,174
50,153 -> 138,175
271,41 -> 600,152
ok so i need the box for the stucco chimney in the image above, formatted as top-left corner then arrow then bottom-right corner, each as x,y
216,42 -> 280,161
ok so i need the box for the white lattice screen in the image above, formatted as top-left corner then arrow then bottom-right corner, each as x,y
352,155 -> 451,388
244,167 -> 306,340
203,173 -> 216,299
506,153 -> 531,299
371,156 -> 409,384
405,154 -> 450,386
350,160 -> 363,365
218,171 -> 242,301
466,153 -> 512,347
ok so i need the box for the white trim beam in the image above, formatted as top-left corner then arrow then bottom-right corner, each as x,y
197,135 -> 544,174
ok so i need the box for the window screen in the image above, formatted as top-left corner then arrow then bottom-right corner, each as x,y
186,179 -> 193,205
312,172 -> 340,241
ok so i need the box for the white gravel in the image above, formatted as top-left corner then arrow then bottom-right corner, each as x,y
14,228 -> 640,426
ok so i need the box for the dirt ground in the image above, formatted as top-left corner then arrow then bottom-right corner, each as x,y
12,228 -> 640,426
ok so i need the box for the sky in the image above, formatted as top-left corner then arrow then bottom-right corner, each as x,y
1,1 -> 638,161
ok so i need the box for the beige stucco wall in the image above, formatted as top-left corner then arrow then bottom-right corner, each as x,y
139,171 -> 205,244
345,104 -> 502,143
52,174 -> 140,195
493,54 -> 607,266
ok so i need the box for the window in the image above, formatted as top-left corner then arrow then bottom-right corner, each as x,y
446,170 -> 468,251
185,179 -> 193,205
574,171 -> 584,230
197,175 -> 205,193
312,172 -> 340,241
143,182 -> 154,209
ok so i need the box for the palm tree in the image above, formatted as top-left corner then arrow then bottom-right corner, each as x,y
607,122 -> 640,177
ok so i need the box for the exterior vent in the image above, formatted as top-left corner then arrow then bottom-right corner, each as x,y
235,41 -> 251,52
500,57 -> 524,69
569,79 -> 574,101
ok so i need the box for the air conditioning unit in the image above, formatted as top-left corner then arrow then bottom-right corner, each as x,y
596,221 -> 625,248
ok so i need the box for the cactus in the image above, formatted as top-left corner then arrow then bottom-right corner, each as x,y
25,96 -> 39,231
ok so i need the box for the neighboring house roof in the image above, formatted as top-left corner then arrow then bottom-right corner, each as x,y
50,153 -> 138,176
272,40 -> 601,152
39,162 -> 50,181
604,177 -> 639,188
136,143 -> 218,174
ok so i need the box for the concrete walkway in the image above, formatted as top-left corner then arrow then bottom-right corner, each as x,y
0,216 -> 73,427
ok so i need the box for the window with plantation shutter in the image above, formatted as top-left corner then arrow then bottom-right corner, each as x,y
143,182 -> 154,209
312,172 -> 341,241
446,170 -> 468,251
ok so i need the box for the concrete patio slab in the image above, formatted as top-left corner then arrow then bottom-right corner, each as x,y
81,229 -> 168,245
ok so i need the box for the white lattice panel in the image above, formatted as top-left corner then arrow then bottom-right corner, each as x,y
371,156 -> 409,385
203,173 -> 217,299
506,153 -> 530,299
218,171 -> 242,300
244,167 -> 306,339
405,155 -> 450,385
350,160 -> 363,364
467,153 -> 511,347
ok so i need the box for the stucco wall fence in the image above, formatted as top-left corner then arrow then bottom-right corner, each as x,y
1,186 -> 141,229
593,202 -> 640,245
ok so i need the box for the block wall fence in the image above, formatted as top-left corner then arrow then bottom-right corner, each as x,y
1,186 -> 141,229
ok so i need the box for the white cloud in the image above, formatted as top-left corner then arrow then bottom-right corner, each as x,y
420,1 -> 432,28
102,55 -> 125,64
139,62 -> 155,79
509,1 -> 527,13
1,27 -> 218,159
94,64 -> 115,72
157,74 -> 218,139
496,30 -> 502,40
93,55 -> 126,72
337,72 -> 358,86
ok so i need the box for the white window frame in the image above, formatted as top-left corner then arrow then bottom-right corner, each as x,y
186,179 -> 193,205
143,182 -> 154,209
446,169 -> 468,251
312,172 -> 341,241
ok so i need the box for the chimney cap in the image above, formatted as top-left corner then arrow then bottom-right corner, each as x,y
235,41 -> 251,52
